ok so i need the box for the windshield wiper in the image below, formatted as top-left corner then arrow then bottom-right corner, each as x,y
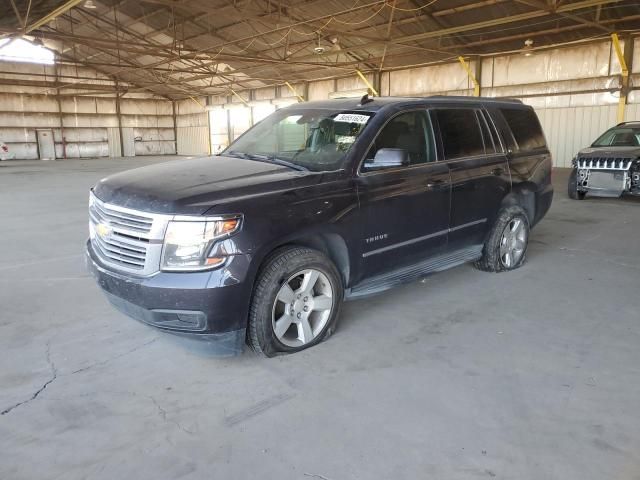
226,151 -> 308,172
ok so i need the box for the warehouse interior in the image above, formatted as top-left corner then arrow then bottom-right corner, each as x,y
1,1 -> 640,479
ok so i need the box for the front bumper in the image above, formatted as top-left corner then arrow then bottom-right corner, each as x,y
86,241 -> 253,354
575,157 -> 640,197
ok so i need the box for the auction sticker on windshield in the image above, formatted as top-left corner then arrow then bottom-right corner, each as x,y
333,113 -> 371,124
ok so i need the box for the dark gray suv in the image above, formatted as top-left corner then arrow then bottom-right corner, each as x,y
87,96 -> 553,356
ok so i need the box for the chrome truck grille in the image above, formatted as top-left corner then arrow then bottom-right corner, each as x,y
577,157 -> 633,171
89,192 -> 171,275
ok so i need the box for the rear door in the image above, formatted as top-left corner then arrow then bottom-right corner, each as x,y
432,108 -> 511,250
355,109 -> 450,280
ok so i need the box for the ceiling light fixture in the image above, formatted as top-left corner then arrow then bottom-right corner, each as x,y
84,0 -> 97,9
313,35 -> 326,55
522,39 -> 534,56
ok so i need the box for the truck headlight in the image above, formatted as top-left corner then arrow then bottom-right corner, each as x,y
161,216 -> 241,271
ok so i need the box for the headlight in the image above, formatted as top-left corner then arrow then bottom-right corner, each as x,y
161,216 -> 241,271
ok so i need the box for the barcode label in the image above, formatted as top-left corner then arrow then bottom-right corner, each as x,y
334,113 -> 370,124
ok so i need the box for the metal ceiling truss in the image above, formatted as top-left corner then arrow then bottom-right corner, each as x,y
1,0 -> 638,98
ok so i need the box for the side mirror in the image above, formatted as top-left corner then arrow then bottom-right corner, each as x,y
364,148 -> 409,170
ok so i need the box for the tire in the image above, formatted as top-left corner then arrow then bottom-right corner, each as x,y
475,206 -> 530,273
248,246 -> 343,357
568,169 -> 586,200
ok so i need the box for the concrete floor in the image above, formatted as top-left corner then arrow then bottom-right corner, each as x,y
1,156 -> 639,480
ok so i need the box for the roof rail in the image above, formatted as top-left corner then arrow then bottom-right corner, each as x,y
427,95 -> 523,104
616,121 -> 640,126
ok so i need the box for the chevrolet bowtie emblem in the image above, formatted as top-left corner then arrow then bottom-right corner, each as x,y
96,223 -> 113,239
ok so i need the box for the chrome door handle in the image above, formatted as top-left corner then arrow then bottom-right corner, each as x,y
426,179 -> 445,188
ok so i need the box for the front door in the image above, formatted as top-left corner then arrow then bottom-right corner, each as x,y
355,110 -> 451,280
432,108 -> 511,250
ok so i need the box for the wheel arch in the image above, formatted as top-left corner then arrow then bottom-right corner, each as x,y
249,230 -> 352,291
277,233 -> 351,287
500,182 -> 537,224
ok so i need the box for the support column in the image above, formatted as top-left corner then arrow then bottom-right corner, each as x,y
458,56 -> 480,97
356,69 -> 379,96
611,33 -> 633,123
172,100 -> 178,155
54,61 -> 66,159
284,82 -> 304,102
115,81 -> 124,157
205,96 -> 212,155
303,81 -> 310,102
226,95 -> 232,148
474,57 -> 482,97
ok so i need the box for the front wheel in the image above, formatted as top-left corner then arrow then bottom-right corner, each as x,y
248,246 -> 343,357
568,169 -> 586,200
475,206 -> 530,272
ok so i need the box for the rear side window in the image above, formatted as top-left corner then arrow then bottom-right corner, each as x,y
477,111 -> 496,154
500,108 -> 546,151
434,109 -> 485,159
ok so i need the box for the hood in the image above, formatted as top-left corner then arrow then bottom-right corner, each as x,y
578,146 -> 640,158
92,155 -> 320,214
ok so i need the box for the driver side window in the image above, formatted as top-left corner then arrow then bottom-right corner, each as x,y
363,110 -> 434,171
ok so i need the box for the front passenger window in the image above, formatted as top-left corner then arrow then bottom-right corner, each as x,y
364,111 -> 434,171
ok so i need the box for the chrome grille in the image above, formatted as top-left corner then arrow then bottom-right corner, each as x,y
577,157 -> 633,171
92,230 -> 148,269
90,200 -> 153,235
89,192 -> 170,275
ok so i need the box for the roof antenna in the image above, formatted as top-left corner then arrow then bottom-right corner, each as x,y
359,93 -> 374,106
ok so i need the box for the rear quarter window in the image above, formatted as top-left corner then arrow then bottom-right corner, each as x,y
500,108 -> 546,151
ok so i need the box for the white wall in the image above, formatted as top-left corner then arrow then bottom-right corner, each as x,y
535,105 -> 617,167
0,61 -> 176,159
175,98 -> 209,156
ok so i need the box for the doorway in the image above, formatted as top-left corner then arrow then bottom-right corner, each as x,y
36,129 -> 55,160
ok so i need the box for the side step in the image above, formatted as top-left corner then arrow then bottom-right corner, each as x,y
346,245 -> 483,300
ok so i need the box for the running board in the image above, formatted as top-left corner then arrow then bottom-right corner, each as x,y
346,245 -> 483,300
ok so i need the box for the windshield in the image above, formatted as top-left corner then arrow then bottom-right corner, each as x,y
223,108 -> 374,172
592,126 -> 640,147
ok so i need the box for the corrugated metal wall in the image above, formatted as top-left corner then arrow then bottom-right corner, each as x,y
535,106 -> 618,168
0,80 -> 176,159
176,127 -> 209,155
535,103 -> 640,168
175,99 -> 209,156
106,128 -> 121,157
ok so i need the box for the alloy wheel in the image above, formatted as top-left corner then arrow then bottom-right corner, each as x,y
499,218 -> 527,268
271,269 -> 334,347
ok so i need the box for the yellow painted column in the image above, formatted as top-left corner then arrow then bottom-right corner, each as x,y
458,56 -> 480,97
611,33 -> 629,123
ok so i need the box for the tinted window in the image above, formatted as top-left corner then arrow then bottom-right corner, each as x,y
481,110 -> 503,152
500,108 -> 546,151
365,110 -> 435,168
477,111 -> 496,153
226,108 -> 374,172
435,109 -> 485,159
592,126 -> 640,147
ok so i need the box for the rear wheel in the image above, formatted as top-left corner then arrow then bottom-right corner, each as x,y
248,246 -> 343,357
475,206 -> 530,272
568,169 -> 586,200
